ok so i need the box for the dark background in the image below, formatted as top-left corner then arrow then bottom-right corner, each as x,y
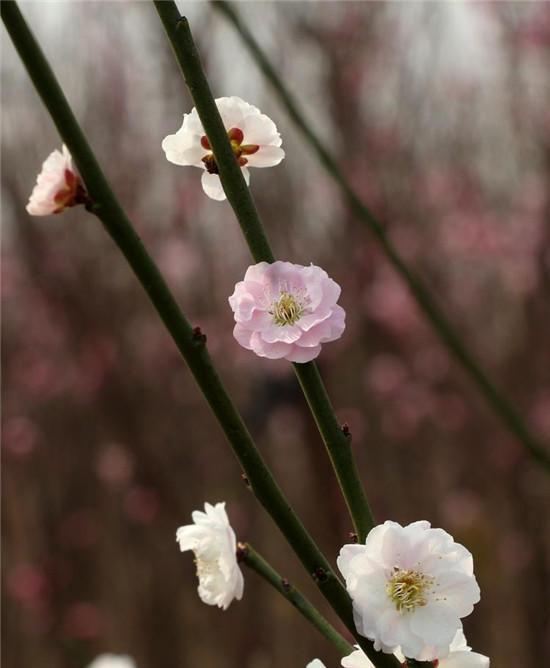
2,2 -> 550,667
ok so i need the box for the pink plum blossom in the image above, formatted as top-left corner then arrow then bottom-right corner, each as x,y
229,261 -> 346,363
162,96 -> 284,201
26,145 -> 85,215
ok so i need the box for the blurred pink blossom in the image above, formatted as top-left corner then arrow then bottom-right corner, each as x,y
63,602 -> 102,639
96,444 -> 134,487
123,486 -> 160,524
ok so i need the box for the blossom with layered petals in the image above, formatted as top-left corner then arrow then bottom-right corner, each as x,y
87,655 -> 136,668
27,145 -> 85,215
337,521 -> 480,662
229,261 -> 346,363
162,96 -> 284,201
310,630 -> 489,667
176,502 -> 244,610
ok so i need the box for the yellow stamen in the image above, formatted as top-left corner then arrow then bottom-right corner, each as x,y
386,568 -> 434,612
271,292 -> 303,326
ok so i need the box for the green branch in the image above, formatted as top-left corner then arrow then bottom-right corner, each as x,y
213,1 -> 550,473
239,543 -> 354,657
1,3 -> 398,665
154,0 -> 376,542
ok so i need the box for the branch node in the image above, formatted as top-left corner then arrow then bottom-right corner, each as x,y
312,566 -> 329,583
192,326 -> 207,345
281,577 -> 291,592
236,541 -> 249,563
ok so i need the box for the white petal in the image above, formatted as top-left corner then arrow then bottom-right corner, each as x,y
201,171 -> 226,201
341,647 -> 375,668
241,111 -> 281,145
441,651 -> 490,668
246,145 -> 285,168
409,601 -> 459,648
162,132 -> 204,167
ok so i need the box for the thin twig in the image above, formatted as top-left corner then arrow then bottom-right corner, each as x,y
154,0 -> 377,542
238,542 -> 354,657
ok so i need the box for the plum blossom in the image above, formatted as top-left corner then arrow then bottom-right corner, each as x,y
162,96 -> 284,201
87,655 -> 136,668
310,630 -> 489,668
27,145 -> 86,215
229,261 -> 346,363
176,501 -> 244,610
337,521 -> 480,662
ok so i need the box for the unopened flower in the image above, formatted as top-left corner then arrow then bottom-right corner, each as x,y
87,655 -> 136,668
176,501 -> 244,610
337,521 -> 480,662
162,96 -> 284,201
27,145 -> 86,215
229,261 -> 346,363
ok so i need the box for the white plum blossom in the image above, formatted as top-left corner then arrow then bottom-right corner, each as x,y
176,501 -> 244,610
337,521 -> 480,662
310,630 -> 489,667
27,145 -> 85,215
162,96 -> 284,201
86,655 -> 136,668
229,261 -> 346,363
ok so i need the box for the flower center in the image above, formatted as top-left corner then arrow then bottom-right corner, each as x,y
271,292 -> 304,326
194,555 -> 218,579
201,127 -> 259,174
386,568 -> 434,612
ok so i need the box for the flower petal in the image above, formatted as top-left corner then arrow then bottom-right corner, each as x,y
285,344 -> 322,363
201,171 -> 226,201
246,145 -> 285,168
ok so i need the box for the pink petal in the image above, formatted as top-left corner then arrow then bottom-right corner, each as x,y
250,332 -> 290,359
285,344 -> 322,363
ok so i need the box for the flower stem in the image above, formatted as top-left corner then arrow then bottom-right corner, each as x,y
239,543 -> 354,657
213,1 -> 550,474
154,0 -> 376,542
1,4 -> 397,665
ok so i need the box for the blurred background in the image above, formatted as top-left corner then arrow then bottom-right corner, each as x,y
2,2 -> 550,667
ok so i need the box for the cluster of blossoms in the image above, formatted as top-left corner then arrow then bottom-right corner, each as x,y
28,98 -> 487,667
177,507 -> 488,667
28,99 -> 344,364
